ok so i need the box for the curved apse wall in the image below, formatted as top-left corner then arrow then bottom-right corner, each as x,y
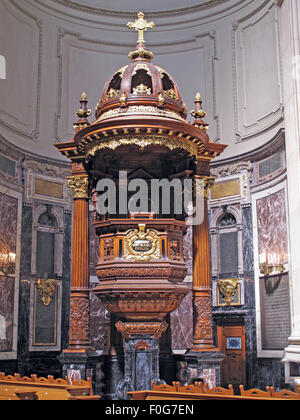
0,0 -> 284,161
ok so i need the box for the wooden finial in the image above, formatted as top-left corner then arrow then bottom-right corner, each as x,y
191,92 -> 208,131
74,93 -> 91,132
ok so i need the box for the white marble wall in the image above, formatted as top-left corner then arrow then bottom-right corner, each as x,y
279,0 -> 300,382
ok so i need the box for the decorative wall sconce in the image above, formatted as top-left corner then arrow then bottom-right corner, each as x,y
259,252 -> 287,294
217,278 -> 239,306
259,252 -> 285,276
0,248 -> 16,275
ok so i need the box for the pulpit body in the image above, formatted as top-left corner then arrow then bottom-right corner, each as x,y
55,12 -> 226,398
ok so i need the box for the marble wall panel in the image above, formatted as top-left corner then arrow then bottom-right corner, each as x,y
242,205 -> 254,275
0,192 -> 18,256
90,287 -> 107,351
0,276 -> 15,352
170,288 -> 193,350
89,210 -> 99,278
183,226 -> 192,281
0,189 -> 21,360
256,188 -> 288,263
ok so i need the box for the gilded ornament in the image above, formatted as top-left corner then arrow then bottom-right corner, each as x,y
119,93 -> 127,105
36,279 -> 57,306
133,84 -> 151,94
217,278 -> 239,306
96,105 -> 187,124
123,224 -> 161,262
132,63 -> 151,76
66,175 -> 89,199
158,94 -> 165,106
81,92 -> 87,101
106,88 -> 119,99
164,89 -> 177,100
194,175 -> 215,199
127,12 -> 155,45
85,135 -> 198,161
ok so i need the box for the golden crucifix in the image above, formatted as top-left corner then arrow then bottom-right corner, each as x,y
127,12 -> 155,44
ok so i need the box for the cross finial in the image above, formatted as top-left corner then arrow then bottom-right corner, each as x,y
127,12 -> 155,45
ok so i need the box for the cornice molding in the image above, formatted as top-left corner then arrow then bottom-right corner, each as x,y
35,0 -> 234,18
23,0 -> 257,28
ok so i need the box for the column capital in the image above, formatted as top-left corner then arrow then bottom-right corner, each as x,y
67,175 -> 89,199
194,175 -> 215,199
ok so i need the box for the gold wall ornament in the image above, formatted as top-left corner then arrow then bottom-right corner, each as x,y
85,135 -> 198,161
194,175 -> 215,199
66,175 -> 89,199
36,279 -> 58,306
123,224 -> 161,262
217,278 -> 239,306
127,12 -> 155,45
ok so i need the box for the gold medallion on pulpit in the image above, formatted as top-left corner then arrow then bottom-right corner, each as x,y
124,224 -> 161,262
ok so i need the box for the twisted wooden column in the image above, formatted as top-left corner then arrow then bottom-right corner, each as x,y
65,172 -> 91,351
190,176 -> 219,352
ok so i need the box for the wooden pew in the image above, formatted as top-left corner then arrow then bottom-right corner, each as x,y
128,382 -> 300,401
269,387 -> 300,399
128,390 -> 282,400
239,385 -> 272,398
0,372 -> 100,401
153,381 -> 234,396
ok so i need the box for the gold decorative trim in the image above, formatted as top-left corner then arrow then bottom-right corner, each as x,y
36,279 -> 58,306
123,224 -> 161,262
114,65 -> 128,79
86,135 -> 198,160
97,105 -> 187,123
66,175 -> 89,199
132,63 -> 151,76
155,65 -> 174,82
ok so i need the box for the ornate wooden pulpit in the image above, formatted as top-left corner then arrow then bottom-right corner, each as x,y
56,12 -> 226,398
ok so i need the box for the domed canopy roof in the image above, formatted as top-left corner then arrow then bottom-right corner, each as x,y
95,42 -> 187,123
57,12 -> 226,164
